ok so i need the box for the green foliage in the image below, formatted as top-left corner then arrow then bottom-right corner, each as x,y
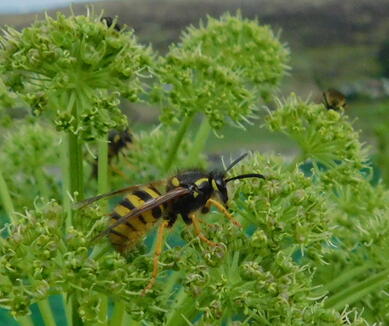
152,12 -> 289,130
0,11 -> 153,140
0,123 -> 61,208
181,13 -> 289,100
266,94 -> 367,168
377,39 -> 389,78
107,126 -> 207,188
0,9 -> 387,326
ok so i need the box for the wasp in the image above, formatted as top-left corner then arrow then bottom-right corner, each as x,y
79,153 -> 264,293
91,129 -> 133,179
101,16 -> 122,31
322,88 -> 347,111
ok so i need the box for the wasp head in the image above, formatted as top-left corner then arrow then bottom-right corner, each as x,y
210,153 -> 266,204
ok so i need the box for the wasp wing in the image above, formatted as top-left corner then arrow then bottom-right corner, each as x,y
92,186 -> 191,241
75,179 -> 167,209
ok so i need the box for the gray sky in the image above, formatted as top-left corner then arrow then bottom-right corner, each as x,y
0,0 -> 97,14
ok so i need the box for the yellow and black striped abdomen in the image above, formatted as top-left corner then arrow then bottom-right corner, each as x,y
109,186 -> 164,253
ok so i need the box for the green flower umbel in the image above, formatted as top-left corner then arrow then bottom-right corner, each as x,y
0,11 -> 153,140
153,13 -> 289,130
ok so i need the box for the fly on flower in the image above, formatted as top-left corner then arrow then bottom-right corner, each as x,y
78,153 -> 265,294
322,88 -> 347,111
101,16 -> 122,31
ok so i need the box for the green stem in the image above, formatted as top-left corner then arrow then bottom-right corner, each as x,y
324,264 -> 374,292
62,136 -> 72,233
98,138 -> 109,204
68,132 -> 84,201
35,168 -> 50,199
37,299 -> 57,326
71,300 -> 83,326
65,295 -> 73,326
184,116 -> 211,167
324,268 -> 389,310
110,300 -> 125,326
165,288 -> 196,326
67,91 -> 84,201
95,137 -> 110,324
98,294 -> 108,325
163,113 -> 194,172
15,315 -> 34,326
0,167 -> 15,223
161,272 -> 182,298
66,91 -> 84,326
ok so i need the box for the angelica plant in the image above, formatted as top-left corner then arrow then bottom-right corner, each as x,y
0,8 -> 387,326
151,13 -> 289,171
266,94 -> 389,324
0,9 -> 154,325
0,10 -> 153,203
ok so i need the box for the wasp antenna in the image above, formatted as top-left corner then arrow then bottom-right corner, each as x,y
225,153 -> 249,172
225,173 -> 265,183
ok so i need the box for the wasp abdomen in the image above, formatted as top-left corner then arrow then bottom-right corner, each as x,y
108,187 -> 164,252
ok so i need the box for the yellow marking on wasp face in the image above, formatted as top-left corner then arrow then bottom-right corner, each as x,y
114,135 -> 121,143
171,177 -> 180,187
115,204 -> 130,216
195,178 -> 208,186
193,191 -> 199,198
212,179 -> 218,191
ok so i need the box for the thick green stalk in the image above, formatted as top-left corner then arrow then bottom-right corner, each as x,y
98,138 -> 109,204
165,288 -> 196,326
62,136 -> 72,233
15,315 -> 34,326
0,167 -> 15,223
324,269 -> 389,310
35,168 -> 50,199
163,113 -> 194,172
65,295 -> 73,326
67,91 -> 84,201
37,299 -> 57,326
66,92 -> 84,326
184,117 -> 211,167
97,137 -> 109,324
98,296 -> 108,326
72,300 -> 83,326
68,132 -> 84,201
324,264 -> 374,292
109,300 -> 125,326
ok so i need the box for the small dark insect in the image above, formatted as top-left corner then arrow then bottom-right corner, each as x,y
100,16 -> 122,32
322,88 -> 347,111
78,153 -> 265,294
91,129 -> 133,179
107,129 -> 133,161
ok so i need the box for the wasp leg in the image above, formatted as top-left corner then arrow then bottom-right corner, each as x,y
205,198 -> 242,227
142,220 -> 169,295
190,214 -> 219,247
110,165 -> 128,178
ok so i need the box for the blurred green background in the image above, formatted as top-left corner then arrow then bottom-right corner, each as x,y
1,0 -> 389,157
